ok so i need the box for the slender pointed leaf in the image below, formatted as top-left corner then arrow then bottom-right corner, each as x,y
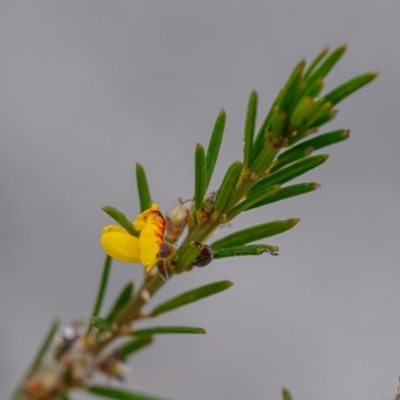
250,140 -> 279,175
225,184 -> 281,221
282,388 -> 293,400
211,218 -> 299,250
307,44 -> 347,85
275,129 -> 348,171
150,280 -> 233,317
214,244 -> 279,258
212,161 -> 242,215
10,320 -> 59,400
205,108 -> 226,190
59,393 -> 70,400
174,242 -> 202,273
304,46 -> 329,78
194,143 -> 206,210
303,77 -> 324,99
278,59 -> 306,112
246,182 -> 320,210
106,282 -> 134,323
136,163 -> 153,212
87,385 -> 169,400
87,256 -> 112,334
119,337 -> 152,358
102,205 -> 139,237
91,316 -> 113,332
324,71 -> 378,105
249,154 -> 328,197
271,106 -> 287,139
243,91 -> 258,168
289,97 -> 317,130
131,326 -> 206,336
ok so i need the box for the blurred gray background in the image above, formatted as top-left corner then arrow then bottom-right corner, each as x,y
1,1 -> 399,399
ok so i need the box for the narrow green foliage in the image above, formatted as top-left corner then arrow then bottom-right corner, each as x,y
243,91 -> 258,168
213,161 -> 243,214
251,105 -> 274,165
249,154 -> 328,197
150,280 -> 233,317
194,143 -> 206,210
211,218 -> 299,250
87,256 -> 112,334
246,182 -> 320,210
304,46 -> 329,78
324,72 -> 378,105
303,100 -> 334,130
225,184 -> 281,221
303,77 -> 324,98
131,326 -> 206,336
174,242 -> 202,273
105,282 -> 134,323
213,244 -> 279,258
59,393 -> 70,400
250,141 -> 279,175
102,206 -> 139,237
119,337 -> 152,358
135,163 -> 153,212
87,385 -> 168,400
205,108 -> 226,190
275,129 -> 348,170
307,44 -> 347,85
91,316 -> 113,332
289,96 -> 317,130
282,388 -> 293,400
11,321 -> 59,400
271,106 -> 287,139
278,59 -> 306,112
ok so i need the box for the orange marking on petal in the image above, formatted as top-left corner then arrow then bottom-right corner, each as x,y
138,208 -> 166,272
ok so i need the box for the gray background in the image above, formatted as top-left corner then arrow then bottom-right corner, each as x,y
1,2 -> 399,400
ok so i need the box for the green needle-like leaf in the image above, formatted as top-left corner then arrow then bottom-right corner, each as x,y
10,320 -> 59,400
194,143 -> 206,210
87,255 -> 112,334
282,388 -> 293,400
304,46 -> 329,78
106,282 -> 134,323
59,393 -> 70,400
212,161 -> 243,215
87,385 -> 169,400
119,337 -> 152,358
91,316 -> 113,332
246,182 -> 320,210
275,129 -> 348,171
102,205 -> 139,237
213,244 -> 279,258
174,242 -> 202,273
150,280 -> 233,317
225,184 -> 281,221
271,106 -> 287,139
307,44 -> 347,85
249,154 -> 328,196
211,218 -> 299,250
324,71 -> 378,105
136,163 -> 153,212
279,59 -> 306,113
205,108 -> 226,190
243,91 -> 258,168
131,326 -> 206,336
289,96 -> 317,130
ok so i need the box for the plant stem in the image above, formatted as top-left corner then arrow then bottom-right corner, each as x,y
10,320 -> 59,400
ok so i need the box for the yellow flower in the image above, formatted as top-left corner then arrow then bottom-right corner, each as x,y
100,204 -> 165,272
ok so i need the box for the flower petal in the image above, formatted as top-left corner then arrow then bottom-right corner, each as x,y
133,203 -> 160,231
100,229 -> 141,263
139,208 -> 165,272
